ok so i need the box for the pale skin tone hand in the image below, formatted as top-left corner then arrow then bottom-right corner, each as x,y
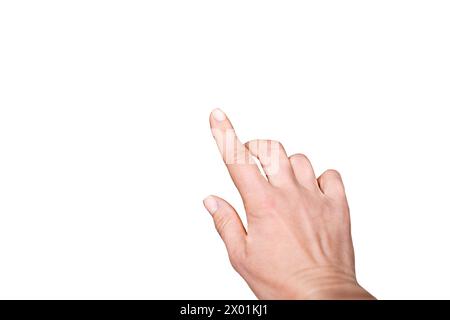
203,109 -> 375,300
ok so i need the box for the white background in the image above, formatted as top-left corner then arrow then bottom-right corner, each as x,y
0,1 -> 449,299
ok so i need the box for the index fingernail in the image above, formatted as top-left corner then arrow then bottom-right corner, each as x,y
212,108 -> 226,122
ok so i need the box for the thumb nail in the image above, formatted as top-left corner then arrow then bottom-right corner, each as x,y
203,196 -> 219,215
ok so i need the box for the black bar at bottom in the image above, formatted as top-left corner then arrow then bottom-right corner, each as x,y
0,300 -> 448,319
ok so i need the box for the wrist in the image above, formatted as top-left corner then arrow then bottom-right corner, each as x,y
285,267 -> 375,300
304,282 -> 375,300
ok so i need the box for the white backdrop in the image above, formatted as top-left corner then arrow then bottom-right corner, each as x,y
1,1 -> 449,299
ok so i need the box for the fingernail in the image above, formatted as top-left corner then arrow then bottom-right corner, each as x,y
212,108 -> 226,122
203,196 -> 219,215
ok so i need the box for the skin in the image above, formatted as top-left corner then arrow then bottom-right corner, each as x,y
203,108 -> 374,300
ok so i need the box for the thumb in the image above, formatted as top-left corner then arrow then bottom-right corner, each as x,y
203,195 -> 246,263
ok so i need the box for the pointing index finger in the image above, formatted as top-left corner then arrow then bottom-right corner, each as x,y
209,109 -> 266,197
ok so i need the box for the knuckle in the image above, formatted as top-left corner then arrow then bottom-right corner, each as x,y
257,192 -> 278,211
226,145 -> 246,165
214,212 -> 231,236
243,191 -> 278,215
230,147 -> 240,164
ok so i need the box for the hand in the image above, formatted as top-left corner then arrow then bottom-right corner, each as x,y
203,109 -> 374,300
